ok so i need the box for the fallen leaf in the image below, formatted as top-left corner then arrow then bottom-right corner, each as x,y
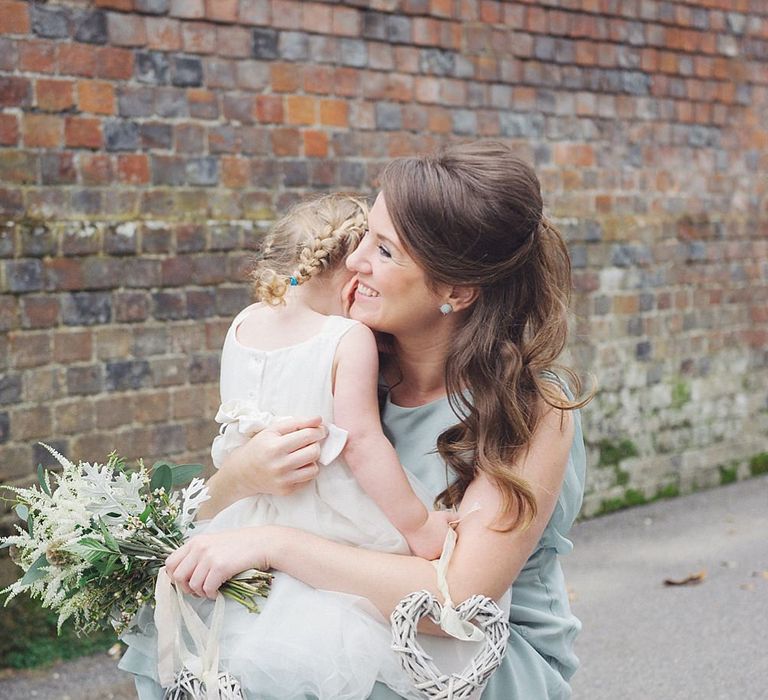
740,583 -> 756,592
663,570 -> 706,586
567,586 -> 577,603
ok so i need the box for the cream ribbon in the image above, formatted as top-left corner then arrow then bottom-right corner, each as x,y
211,399 -> 348,469
431,503 -> 485,642
154,567 -> 226,699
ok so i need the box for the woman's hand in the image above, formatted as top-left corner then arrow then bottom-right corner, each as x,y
165,526 -> 280,599
198,416 -> 327,520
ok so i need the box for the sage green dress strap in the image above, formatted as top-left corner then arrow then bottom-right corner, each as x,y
369,380 -> 586,700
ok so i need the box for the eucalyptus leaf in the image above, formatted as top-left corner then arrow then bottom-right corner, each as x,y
170,463 -> 204,486
14,504 -> 28,522
150,464 -> 173,494
139,503 -> 152,523
37,464 -> 51,496
98,519 -> 119,553
20,552 -> 49,586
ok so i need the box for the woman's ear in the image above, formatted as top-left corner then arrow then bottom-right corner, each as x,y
447,285 -> 479,313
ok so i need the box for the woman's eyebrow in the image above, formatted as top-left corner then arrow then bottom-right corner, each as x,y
374,229 -> 402,251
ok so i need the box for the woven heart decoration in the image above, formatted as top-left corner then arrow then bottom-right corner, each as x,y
163,667 -> 244,700
390,590 -> 510,700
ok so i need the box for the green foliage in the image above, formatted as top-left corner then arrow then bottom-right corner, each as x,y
671,380 -> 691,409
749,452 -> 768,477
0,591 -> 114,670
597,438 -> 639,467
719,464 -> 738,485
615,467 -> 630,486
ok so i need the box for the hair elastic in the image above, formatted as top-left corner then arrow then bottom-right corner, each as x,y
289,276 -> 299,286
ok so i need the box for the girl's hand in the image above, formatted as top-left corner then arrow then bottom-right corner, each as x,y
223,416 -> 328,497
404,510 -> 454,560
165,526 -> 278,599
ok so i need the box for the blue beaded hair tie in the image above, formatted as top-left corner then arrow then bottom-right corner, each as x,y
289,276 -> 298,286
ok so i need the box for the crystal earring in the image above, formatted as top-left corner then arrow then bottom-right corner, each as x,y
439,303 -> 453,315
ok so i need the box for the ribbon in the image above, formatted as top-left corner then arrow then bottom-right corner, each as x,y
154,567 -> 227,699
431,503 -> 485,642
211,399 -> 348,469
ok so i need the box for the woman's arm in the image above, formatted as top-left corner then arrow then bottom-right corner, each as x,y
333,323 -> 451,559
196,416 -> 328,520
169,399 -> 574,619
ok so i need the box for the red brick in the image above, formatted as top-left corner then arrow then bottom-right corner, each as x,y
271,128 -> 300,157
221,155 -> 250,187
254,95 -> 283,123
23,114 -> 62,148
427,106 -> 452,133
58,44 -> 98,77
0,113 -> 18,145
239,0 -> 270,25
96,0 -> 133,9
575,40 -> 598,65
117,154 -> 150,184
35,79 -> 75,111
182,21 -> 217,54
285,95 -> 316,125
107,12 -> 147,46
206,0 -> 237,22
270,62 -> 301,93
65,117 -> 103,149
319,98 -> 348,127
480,1 -> 501,23
302,2 -> 332,33
54,329 -> 93,363
303,65 -> 334,95
188,88 -> 218,118
21,296 -> 60,329
216,25 -> 252,57
96,47 -> 135,79
333,67 -> 360,97
19,40 -> 56,73
413,17 -> 440,45
394,46 -> 419,73
553,143 -> 595,167
78,80 -> 115,115
525,6 -> 547,33
303,130 -> 328,157
331,6 -> 360,36
146,17 -> 182,50
0,1 -> 30,33
79,153 -> 114,184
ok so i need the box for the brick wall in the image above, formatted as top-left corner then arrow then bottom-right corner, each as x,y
0,0 -> 766,527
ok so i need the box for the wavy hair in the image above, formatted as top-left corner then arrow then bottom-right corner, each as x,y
380,141 -> 592,531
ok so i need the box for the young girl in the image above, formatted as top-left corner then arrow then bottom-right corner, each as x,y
121,194 -> 456,700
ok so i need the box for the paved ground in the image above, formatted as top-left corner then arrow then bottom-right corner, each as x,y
1,475 -> 766,699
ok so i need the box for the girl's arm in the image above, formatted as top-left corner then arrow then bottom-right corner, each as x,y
332,323 -> 451,559
167,397 -> 574,626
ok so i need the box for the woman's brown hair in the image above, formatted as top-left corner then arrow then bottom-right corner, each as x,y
380,141 -> 592,531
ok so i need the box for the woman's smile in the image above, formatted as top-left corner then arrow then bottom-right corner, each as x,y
356,281 -> 380,298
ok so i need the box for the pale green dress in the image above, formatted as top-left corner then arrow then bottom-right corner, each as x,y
368,384 -> 586,700
124,381 -> 586,700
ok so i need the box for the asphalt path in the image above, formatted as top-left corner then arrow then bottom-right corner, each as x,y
1,475 -> 766,699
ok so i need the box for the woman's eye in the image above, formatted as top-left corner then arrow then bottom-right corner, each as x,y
377,244 -> 392,258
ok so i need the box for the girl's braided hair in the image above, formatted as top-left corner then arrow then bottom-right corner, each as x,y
250,194 -> 368,305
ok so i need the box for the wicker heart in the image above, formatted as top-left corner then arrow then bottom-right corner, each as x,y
164,667 -> 244,700
390,590 -> 510,699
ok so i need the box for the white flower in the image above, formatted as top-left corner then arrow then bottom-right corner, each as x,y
176,478 -> 210,530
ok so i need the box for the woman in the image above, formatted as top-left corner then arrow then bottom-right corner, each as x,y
164,141 -> 589,699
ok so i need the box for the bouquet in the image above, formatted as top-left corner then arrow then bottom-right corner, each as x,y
0,443 -> 272,637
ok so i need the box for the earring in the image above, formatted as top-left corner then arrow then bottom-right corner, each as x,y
439,303 -> 453,315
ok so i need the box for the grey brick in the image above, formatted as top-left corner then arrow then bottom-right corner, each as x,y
171,55 -> 203,87
106,360 -> 152,392
375,102 -> 402,131
152,291 -> 186,320
189,354 -> 219,384
31,5 -> 70,39
135,0 -> 170,14
186,157 -> 218,186
362,11 -> 387,40
570,245 -> 587,269
208,223 -> 240,251
554,39 -> 575,64
420,49 -> 454,76
0,374 -> 21,405
133,326 -> 168,356
140,122 -> 173,149
635,341 -> 652,361
727,13 -> 747,35
204,58 -> 237,89
73,10 -> 108,44
500,112 -> 544,138
71,190 -> 103,217
338,161 -> 365,188
453,54 -> 474,79
308,35 -> 338,63
387,15 -> 411,43
252,28 -> 278,60
152,156 -> 186,185
279,31 -> 309,61
281,160 -> 309,187
155,88 -> 188,118
617,46 -> 641,69
19,224 -> 56,257
0,411 -> 8,443
534,36 -> 556,62
104,120 -> 140,151
186,289 -> 217,319
340,38 -> 367,68
118,86 -> 155,118
6,259 -> 44,292
620,71 -> 651,96
627,21 -> 645,46
627,316 -> 643,336
452,110 -> 477,135
691,9 -> 709,30
61,292 -> 112,326
67,364 -> 103,395
135,50 -> 170,85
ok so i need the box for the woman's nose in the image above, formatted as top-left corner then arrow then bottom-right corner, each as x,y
346,242 -> 367,272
